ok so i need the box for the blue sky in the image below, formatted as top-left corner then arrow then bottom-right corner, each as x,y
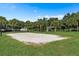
0,3 -> 79,21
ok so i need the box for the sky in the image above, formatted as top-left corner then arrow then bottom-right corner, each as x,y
0,3 -> 79,21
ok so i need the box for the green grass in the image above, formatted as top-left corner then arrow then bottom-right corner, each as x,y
0,32 -> 79,55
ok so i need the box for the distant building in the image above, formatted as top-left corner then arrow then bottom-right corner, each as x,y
20,28 -> 27,31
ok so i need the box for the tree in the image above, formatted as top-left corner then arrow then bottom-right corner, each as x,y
8,18 -> 24,31
0,16 -> 7,31
63,13 -> 78,31
48,18 -> 60,32
37,19 -> 43,31
75,12 -> 79,31
42,17 -> 48,31
25,20 -> 34,31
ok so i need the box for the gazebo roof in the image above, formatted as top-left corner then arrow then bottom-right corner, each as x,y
47,26 -> 54,29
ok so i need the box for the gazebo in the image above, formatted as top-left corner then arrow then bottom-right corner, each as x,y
46,26 -> 54,32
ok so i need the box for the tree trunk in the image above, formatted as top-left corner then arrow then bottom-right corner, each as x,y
77,23 -> 79,31
69,28 -> 72,32
54,28 -> 57,32
77,25 -> 79,32
46,27 -> 48,32
39,25 -> 41,32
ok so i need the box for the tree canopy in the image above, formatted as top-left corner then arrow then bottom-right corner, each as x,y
0,12 -> 79,32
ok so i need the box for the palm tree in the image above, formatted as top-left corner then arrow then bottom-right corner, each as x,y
8,18 -> 22,31
48,18 -> 60,32
63,13 -> 78,31
0,16 -> 7,31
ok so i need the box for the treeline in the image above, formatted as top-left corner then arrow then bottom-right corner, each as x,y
0,12 -> 79,32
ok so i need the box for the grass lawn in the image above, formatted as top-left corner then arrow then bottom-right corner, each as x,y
0,32 -> 79,55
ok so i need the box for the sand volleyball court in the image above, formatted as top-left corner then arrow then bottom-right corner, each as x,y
7,33 -> 66,44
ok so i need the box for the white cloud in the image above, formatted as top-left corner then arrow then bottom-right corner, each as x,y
36,15 -> 64,20
45,15 -> 64,19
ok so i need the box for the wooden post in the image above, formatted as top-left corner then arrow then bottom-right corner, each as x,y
0,29 -> 2,36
